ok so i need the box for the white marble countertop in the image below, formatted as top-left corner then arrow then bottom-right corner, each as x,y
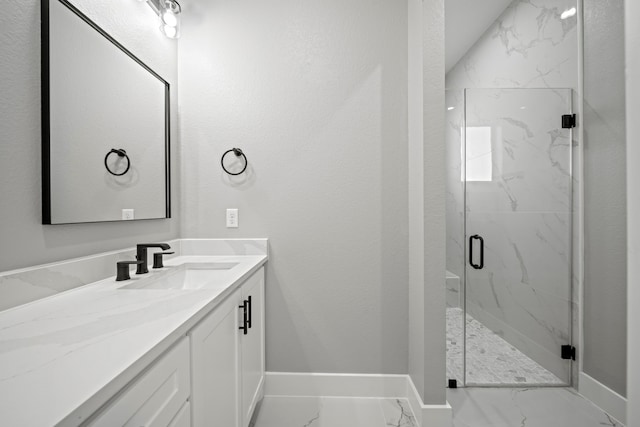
0,254 -> 267,426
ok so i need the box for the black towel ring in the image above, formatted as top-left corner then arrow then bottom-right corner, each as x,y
221,148 -> 248,175
104,148 -> 131,176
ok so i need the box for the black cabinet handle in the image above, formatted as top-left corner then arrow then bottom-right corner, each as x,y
247,295 -> 252,329
239,300 -> 248,335
469,235 -> 484,270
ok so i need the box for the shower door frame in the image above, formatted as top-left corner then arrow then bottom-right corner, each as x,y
458,87 -> 575,388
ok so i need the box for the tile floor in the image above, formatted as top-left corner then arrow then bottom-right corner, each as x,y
250,396 -> 417,427
447,307 -> 565,385
447,387 -> 621,427
250,388 -> 621,427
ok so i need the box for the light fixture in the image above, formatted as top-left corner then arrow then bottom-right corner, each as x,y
561,7 -> 577,20
138,0 -> 182,39
162,25 -> 178,39
159,0 -> 181,39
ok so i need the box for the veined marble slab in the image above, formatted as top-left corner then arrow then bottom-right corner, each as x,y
446,0 -> 578,90
448,387 -> 620,427
250,396 -> 417,427
446,90 -> 466,281
0,242 -> 267,426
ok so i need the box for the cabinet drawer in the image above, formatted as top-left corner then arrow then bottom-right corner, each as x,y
86,338 -> 190,427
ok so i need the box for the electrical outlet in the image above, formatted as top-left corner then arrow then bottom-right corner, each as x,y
226,209 -> 238,228
122,209 -> 135,220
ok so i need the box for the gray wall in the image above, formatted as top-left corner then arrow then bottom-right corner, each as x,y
421,0 -> 447,404
626,0 -> 640,422
179,0 -> 409,375
0,0 -> 180,272
408,0 -> 426,399
408,0 -> 447,404
583,0 -> 627,396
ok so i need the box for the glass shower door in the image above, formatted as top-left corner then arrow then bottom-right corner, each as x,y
464,88 -> 573,386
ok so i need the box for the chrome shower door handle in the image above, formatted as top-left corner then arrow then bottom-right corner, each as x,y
469,234 -> 484,270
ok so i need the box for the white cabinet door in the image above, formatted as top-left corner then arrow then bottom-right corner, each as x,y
240,267 -> 265,427
190,288 -> 242,427
167,402 -> 191,427
86,338 -> 190,427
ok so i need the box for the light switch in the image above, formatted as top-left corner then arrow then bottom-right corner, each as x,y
122,209 -> 134,220
226,209 -> 238,228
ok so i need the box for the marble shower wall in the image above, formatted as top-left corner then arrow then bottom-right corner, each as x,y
446,0 -> 578,90
445,0 -> 579,384
445,90 -> 465,283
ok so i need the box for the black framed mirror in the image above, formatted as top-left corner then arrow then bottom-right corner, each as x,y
42,0 -> 171,224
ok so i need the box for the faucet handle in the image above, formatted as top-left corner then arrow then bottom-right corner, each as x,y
116,260 -> 144,281
153,252 -> 175,269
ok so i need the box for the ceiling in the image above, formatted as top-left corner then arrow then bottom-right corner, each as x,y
445,0 -> 513,73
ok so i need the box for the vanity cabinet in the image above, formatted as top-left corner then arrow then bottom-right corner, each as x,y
167,402 -> 191,427
190,267 -> 265,427
85,338 -> 191,427
79,266 -> 265,427
240,270 -> 265,427
189,288 -> 242,427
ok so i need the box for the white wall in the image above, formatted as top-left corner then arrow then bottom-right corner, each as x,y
626,0 -> 640,423
0,0 -> 180,273
179,0 -> 409,375
583,0 -> 627,397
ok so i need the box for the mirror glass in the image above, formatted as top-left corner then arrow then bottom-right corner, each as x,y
42,0 -> 170,224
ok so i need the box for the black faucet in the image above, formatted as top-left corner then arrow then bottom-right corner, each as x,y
116,260 -> 144,281
136,243 -> 171,274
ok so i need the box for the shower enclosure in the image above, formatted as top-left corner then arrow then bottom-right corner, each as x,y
446,88 -> 574,387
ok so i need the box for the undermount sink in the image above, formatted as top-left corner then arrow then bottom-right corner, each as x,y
119,262 -> 239,290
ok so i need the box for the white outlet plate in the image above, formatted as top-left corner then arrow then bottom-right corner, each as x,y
122,209 -> 135,220
226,209 -> 238,228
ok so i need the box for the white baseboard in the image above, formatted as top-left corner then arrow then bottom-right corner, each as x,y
405,374 -> 452,427
264,372 -> 452,427
264,372 -> 408,398
578,372 -> 626,425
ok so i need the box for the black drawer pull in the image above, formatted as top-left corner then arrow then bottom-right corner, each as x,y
239,300 -> 249,335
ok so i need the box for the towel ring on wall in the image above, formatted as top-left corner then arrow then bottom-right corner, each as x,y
221,148 -> 248,175
104,148 -> 131,176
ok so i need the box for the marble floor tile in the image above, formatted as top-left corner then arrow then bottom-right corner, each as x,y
448,387 -> 621,427
380,398 -> 418,427
251,389 -> 617,427
250,397 -> 417,427
447,307 -> 564,385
